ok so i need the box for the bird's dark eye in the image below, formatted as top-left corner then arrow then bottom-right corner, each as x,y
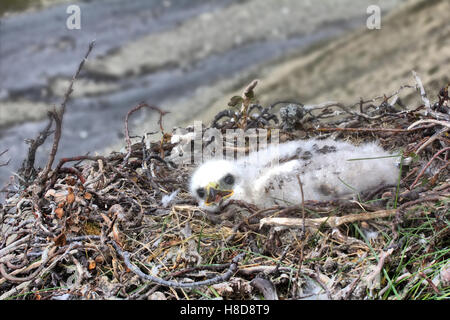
196,188 -> 206,198
223,174 -> 235,185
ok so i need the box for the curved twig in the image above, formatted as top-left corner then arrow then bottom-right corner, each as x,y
407,119 -> 450,130
110,240 -> 244,288
0,246 -> 55,283
123,102 -> 169,164
410,147 -> 450,189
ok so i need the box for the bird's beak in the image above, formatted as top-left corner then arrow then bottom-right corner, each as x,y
204,182 -> 234,206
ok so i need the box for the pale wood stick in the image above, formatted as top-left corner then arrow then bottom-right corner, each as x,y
259,209 -> 397,230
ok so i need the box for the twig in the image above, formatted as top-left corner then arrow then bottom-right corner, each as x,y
272,245 -> 291,276
0,280 -> 32,300
243,80 -> 258,99
414,127 -> 449,154
314,126 -> 433,133
240,80 -> 258,128
409,147 -> 450,189
110,240 -> 244,288
123,102 -> 169,164
20,114 -> 54,180
296,175 -> 306,237
238,265 -> 299,276
49,155 -> 108,188
303,101 -> 383,121
260,209 -> 397,230
0,149 -> 10,168
66,235 -> 101,243
310,268 -> 332,300
342,275 -> 362,300
365,248 -> 394,288
391,194 -> 447,240
40,41 -> 95,185
58,167 -> 86,184
165,263 -> 230,279
412,71 -> 449,120
0,235 -> 31,258
401,167 -> 419,184
396,195 -> 446,213
412,71 -> 431,114
0,246 -> 55,283
407,119 -> 450,130
419,271 -> 442,295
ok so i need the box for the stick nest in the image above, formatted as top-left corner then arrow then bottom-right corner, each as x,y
0,48 -> 448,299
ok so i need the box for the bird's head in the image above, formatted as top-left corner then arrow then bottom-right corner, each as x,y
190,159 -> 244,212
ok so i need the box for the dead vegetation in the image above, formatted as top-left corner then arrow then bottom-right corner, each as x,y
0,43 -> 448,300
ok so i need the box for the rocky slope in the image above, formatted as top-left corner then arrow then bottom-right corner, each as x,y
192,0 -> 449,125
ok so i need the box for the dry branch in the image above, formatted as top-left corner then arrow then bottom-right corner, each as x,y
123,102 -> 169,164
364,248 -> 394,287
314,126 -> 433,134
412,70 -> 431,113
260,209 -> 397,230
110,240 -> 245,288
0,149 -> 9,168
409,147 -> 450,189
20,114 -> 54,179
38,41 -> 95,186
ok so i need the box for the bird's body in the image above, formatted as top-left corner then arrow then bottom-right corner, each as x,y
190,139 -> 400,212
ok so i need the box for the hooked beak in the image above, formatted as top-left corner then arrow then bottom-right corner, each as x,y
204,182 -> 234,206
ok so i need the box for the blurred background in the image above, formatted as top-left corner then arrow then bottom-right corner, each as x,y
0,0 -> 449,188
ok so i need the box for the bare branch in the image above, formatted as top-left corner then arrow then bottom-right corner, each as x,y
0,149 -> 10,168
123,102 -> 169,164
412,70 -> 431,113
296,175 -> 306,236
407,119 -> 450,130
39,41 -> 96,185
240,79 -> 258,128
365,248 -> 394,288
260,209 -> 397,230
412,71 -> 449,121
315,125 -> 434,134
110,240 -> 244,288
409,147 -> 450,189
19,113 -> 54,180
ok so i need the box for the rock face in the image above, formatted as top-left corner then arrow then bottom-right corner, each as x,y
250,0 -> 450,108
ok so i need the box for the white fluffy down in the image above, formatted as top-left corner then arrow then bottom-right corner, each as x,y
190,139 -> 400,212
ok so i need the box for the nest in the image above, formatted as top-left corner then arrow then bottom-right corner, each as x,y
0,44 -> 449,300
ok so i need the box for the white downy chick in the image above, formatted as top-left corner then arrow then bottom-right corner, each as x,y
190,139 -> 399,212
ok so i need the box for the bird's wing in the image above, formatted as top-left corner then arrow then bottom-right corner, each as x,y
246,140 -> 400,207
249,160 -> 303,207
238,138 -> 356,169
